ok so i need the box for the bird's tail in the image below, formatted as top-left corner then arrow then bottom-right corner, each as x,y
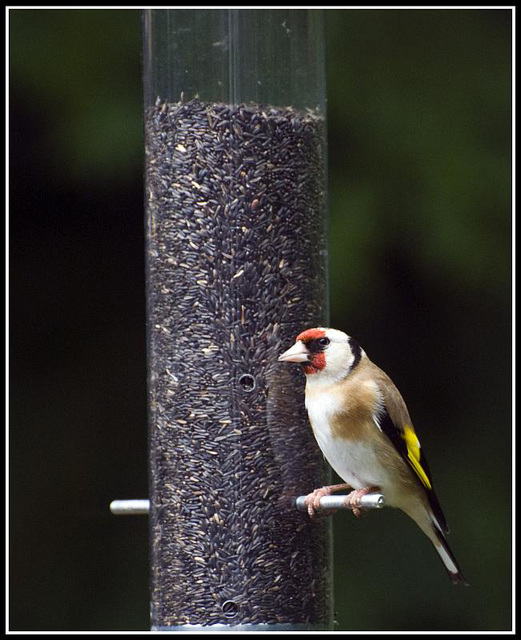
405,500 -> 468,586
430,524 -> 468,585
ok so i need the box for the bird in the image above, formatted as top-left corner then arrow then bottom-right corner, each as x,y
278,326 -> 468,586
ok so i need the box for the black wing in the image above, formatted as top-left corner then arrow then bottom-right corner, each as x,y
378,403 -> 450,534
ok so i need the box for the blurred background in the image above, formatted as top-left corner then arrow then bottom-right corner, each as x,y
9,8 -> 512,632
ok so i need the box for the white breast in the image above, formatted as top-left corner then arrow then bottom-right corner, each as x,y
305,389 -> 391,490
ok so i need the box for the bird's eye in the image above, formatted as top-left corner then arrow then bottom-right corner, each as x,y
318,337 -> 330,347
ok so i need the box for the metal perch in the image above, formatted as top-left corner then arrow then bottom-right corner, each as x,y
110,493 -> 386,516
295,493 -> 386,512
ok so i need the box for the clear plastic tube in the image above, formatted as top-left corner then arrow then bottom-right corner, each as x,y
143,8 -> 331,630
143,9 -> 325,109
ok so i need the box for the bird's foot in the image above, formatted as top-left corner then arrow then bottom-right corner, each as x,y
344,487 -> 378,518
303,483 -> 352,518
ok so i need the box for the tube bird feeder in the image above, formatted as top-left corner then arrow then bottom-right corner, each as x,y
143,9 -> 331,631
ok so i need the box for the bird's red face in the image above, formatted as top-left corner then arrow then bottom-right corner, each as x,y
278,328 -> 330,374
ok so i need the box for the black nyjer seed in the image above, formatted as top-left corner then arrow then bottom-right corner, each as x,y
146,98 -> 332,629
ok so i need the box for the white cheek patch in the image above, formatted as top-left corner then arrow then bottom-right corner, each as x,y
344,351 -> 355,372
318,342 -> 356,382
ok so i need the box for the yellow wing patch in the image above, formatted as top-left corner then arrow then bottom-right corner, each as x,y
403,424 -> 432,490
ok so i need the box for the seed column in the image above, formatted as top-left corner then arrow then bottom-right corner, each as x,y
143,10 -> 332,631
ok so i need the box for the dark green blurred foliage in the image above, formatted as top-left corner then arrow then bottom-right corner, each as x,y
9,8 -> 511,631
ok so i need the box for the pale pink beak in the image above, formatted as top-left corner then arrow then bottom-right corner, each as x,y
278,340 -> 310,363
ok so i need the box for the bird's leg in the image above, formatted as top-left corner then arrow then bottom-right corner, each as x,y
303,483 -> 352,518
344,486 -> 379,518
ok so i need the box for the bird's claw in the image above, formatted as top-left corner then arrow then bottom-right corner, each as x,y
303,487 -> 332,518
343,487 -> 375,518
303,483 -> 352,518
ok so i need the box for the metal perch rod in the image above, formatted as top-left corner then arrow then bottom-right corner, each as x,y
295,493 -> 386,512
110,499 -> 150,515
110,494 -> 386,516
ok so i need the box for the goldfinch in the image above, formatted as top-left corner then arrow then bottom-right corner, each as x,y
278,327 -> 468,586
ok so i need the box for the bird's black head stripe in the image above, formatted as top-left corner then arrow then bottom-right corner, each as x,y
348,337 -> 362,373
